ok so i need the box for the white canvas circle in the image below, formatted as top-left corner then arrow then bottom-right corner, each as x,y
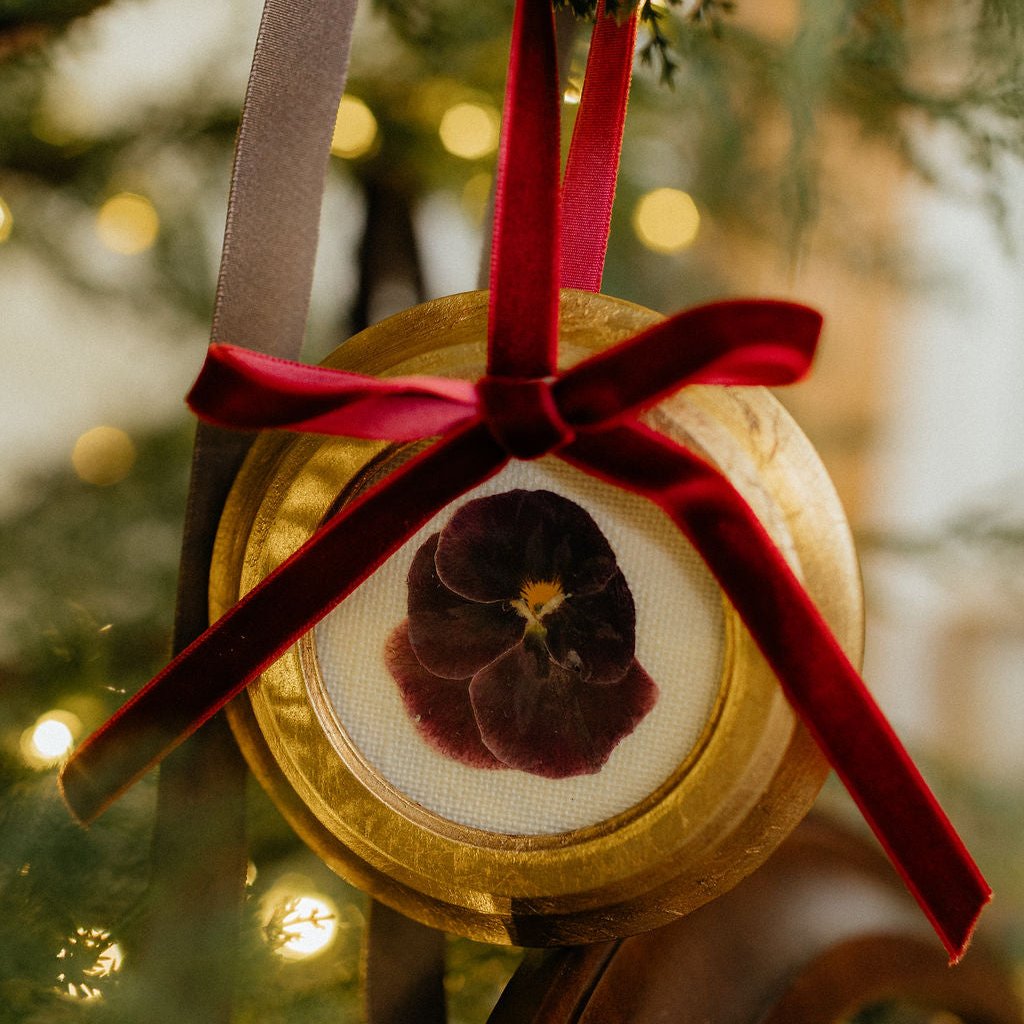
314,455 -> 725,835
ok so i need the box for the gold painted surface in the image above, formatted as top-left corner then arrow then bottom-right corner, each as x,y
211,289 -> 863,945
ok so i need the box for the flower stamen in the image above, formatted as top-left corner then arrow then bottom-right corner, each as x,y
513,579 -> 565,624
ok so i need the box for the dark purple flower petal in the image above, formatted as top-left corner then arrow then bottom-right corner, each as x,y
469,637 -> 659,778
434,490 -> 618,602
542,569 -> 636,683
406,534 -> 524,679
384,622 -> 506,770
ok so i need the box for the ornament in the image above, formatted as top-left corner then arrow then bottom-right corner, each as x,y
61,0 -> 989,963
208,287 -> 863,943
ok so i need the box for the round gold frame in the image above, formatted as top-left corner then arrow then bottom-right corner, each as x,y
211,289 -> 863,945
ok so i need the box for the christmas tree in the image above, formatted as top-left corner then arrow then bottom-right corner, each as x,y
1,1 -> 1023,1020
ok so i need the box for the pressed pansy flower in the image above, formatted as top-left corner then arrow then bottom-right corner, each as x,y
384,489 -> 658,778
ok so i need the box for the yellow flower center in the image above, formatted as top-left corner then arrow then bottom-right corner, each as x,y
516,579 -> 565,621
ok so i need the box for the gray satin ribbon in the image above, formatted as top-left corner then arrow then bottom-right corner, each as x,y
212,0 -> 357,355
140,3 -> 366,1022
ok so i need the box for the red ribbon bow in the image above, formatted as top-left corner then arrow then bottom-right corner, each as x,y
61,0 -> 989,961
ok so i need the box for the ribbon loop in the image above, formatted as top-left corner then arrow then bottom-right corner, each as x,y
476,375 -> 575,459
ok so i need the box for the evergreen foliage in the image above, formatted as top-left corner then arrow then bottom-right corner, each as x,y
0,0 -> 1022,1019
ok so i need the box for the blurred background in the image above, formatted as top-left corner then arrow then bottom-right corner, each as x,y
1,0 -> 1022,1020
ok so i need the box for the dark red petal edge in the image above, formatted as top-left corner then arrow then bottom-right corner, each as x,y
385,622 -> 506,770
470,640 -> 658,779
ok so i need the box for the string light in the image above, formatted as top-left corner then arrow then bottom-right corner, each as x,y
94,193 -> 159,255
331,96 -> 378,159
71,426 -> 136,486
0,196 -> 12,243
20,710 -> 81,768
439,102 -> 500,160
278,895 -> 338,959
56,928 -> 123,1001
263,885 -> 339,961
633,188 -> 700,253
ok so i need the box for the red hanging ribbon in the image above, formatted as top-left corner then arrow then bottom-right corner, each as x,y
561,423 -> 990,963
488,0 -> 561,378
560,9 -> 637,291
61,0 -> 989,962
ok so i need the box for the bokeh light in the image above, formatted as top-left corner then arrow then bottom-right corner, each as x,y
0,196 -> 12,243
30,84 -> 94,146
21,710 -> 81,768
85,941 -> 123,978
56,927 -> 123,1001
264,889 -> 339,961
32,719 -> 74,759
279,895 -> 338,959
94,192 -> 159,254
331,95 -> 378,159
71,426 -> 136,486
30,108 -> 76,147
439,102 -> 500,160
461,172 -> 492,224
633,187 -> 700,253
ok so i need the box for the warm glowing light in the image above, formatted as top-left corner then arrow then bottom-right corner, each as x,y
31,109 -> 76,147
633,188 -> 700,253
95,192 -> 159,254
56,927 -> 122,1001
279,895 -> 338,959
461,172 -> 492,224
32,719 -> 74,758
31,86 -> 94,146
563,79 -> 582,105
266,892 -> 339,960
331,96 -> 378,159
21,710 -> 81,767
439,102 -> 500,160
0,197 -> 11,243
72,426 -> 136,486
84,942 -> 124,979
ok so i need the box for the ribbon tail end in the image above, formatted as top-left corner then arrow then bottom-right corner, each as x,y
58,755 -> 108,828
59,725 -> 171,827
939,884 -> 993,966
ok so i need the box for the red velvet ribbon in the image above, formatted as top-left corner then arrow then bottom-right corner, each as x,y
560,9 -> 637,291
61,0 -> 989,961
